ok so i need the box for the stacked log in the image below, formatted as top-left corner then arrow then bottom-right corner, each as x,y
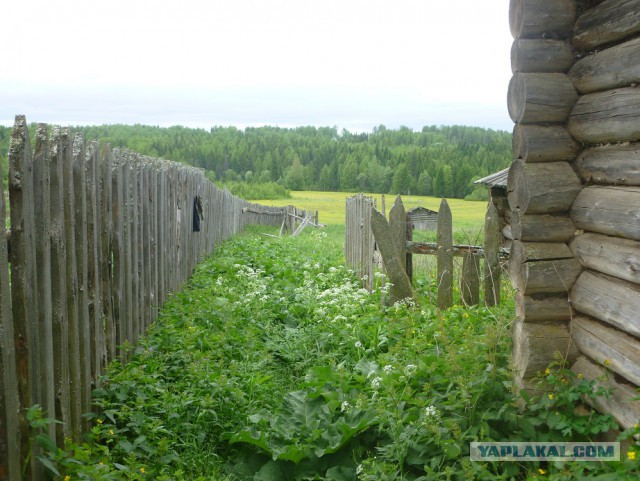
507,0 -> 581,394
564,0 -> 640,430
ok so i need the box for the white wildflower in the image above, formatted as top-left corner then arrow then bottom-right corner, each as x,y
356,464 -> 364,475
404,364 -> 418,377
383,365 -> 394,375
341,401 -> 350,412
354,341 -> 363,349
371,377 -> 383,389
425,405 -> 438,417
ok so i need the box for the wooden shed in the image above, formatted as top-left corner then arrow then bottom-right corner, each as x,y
407,206 -> 438,231
474,169 -> 510,246
508,0 -> 640,430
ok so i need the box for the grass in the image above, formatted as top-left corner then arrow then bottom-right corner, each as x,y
29,226 -> 637,481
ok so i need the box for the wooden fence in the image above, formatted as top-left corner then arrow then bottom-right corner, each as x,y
0,116 -> 313,481
345,194 -> 508,307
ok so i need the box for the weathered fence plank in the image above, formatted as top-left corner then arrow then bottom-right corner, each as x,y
484,202 -> 501,306
436,199 -> 453,310
33,125 -> 56,444
62,128 -> 82,440
0,124 -> 20,481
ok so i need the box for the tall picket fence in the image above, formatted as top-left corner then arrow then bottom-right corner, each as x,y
0,116 -> 309,480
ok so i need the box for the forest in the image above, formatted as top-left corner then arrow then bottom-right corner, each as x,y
1,123 -> 512,199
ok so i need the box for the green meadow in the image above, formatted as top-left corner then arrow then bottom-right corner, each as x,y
255,190 -> 489,231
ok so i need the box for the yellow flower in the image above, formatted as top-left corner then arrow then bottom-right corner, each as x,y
109,429 -> 114,435
577,373 -> 583,379
140,467 -> 146,473
96,419 -> 103,424
548,394 -> 554,400
603,359 -> 610,366
538,468 -> 546,474
628,451 -> 636,461
545,368 -> 551,375
64,476 -> 71,481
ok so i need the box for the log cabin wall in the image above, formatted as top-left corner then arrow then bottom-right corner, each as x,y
508,0 -> 640,428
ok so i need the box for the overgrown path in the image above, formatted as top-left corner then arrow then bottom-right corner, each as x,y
39,226 -> 627,481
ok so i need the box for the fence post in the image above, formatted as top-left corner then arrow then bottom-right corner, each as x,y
460,254 -> 481,306
1,121 -> 21,481
370,207 -> 414,304
437,198 -> 453,309
72,133 -> 92,431
484,201 -> 501,306
33,124 -> 57,444
62,128 -> 82,440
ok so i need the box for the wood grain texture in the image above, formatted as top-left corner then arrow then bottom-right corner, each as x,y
571,185 -> 640,241
513,124 -> 581,163
574,0 -> 640,51
436,199 -> 453,309
574,143 -> 640,185
511,212 -> 577,242
570,37 -> 640,94
511,39 -> 573,73
572,315 -> 640,386
568,87 -> 640,144
507,160 -> 582,214
509,0 -> 576,39
570,232 -> 640,284
571,270 -> 640,337
508,73 -> 578,124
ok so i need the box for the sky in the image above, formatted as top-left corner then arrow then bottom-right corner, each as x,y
1,0 -> 514,133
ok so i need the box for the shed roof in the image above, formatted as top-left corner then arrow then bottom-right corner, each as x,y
407,206 -> 438,215
474,168 -> 509,188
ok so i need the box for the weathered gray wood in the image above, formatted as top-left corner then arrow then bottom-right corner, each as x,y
370,207 -> 414,304
72,134 -> 92,429
85,141 -> 102,379
508,160 -> 582,214
509,0 -> 576,39
570,37 -> 640,94
568,88 -> 640,144
573,315 -> 640,386
0,121 -> 20,481
575,143 -> 640,186
573,0 -> 640,51
484,202 -> 501,306
130,157 -> 141,340
571,232 -> 640,284
571,186 -> 640,241
62,129 -> 82,440
406,241 -> 510,259
389,196 -> 407,262
511,212 -> 577,242
509,240 -> 582,295
571,356 -> 640,431
436,199 -> 453,309
571,270 -> 640,337
8,115 -> 41,473
516,293 -> 572,322
508,73 -> 578,124
49,127 -> 71,443
513,124 -> 580,163
111,151 -> 125,359
511,39 -> 574,73
512,319 -> 578,379
33,125 -> 56,443
99,145 -> 115,364
460,253 -> 480,306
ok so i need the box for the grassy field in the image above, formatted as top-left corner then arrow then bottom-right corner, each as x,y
255,191 -> 489,238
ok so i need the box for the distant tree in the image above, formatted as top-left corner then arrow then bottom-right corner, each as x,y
391,163 -> 411,195
285,157 -> 305,190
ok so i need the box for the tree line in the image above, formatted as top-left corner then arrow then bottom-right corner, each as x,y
1,123 -> 512,199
